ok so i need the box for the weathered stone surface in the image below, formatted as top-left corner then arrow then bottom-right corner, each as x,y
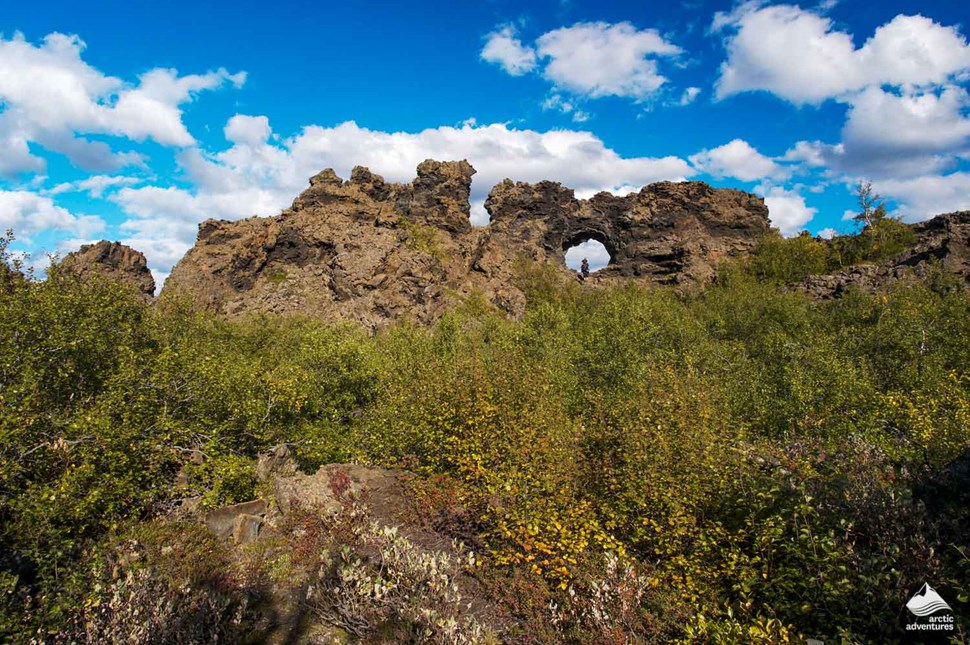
246,463 -> 495,642
204,499 -> 268,540
797,211 -> 970,299
256,444 -> 298,482
59,240 -> 156,297
162,161 -> 771,327
232,513 -> 263,545
481,178 -> 772,285
273,463 -> 407,517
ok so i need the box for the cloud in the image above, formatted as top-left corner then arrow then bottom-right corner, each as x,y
872,172 -> 970,220
0,134 -> 46,176
689,139 -> 787,181
720,7 -> 970,189
224,114 -> 273,146
782,85 -> 970,180
565,239 -> 612,272
481,21 -> 683,104
480,26 -> 537,76
678,87 -> 701,106
32,133 -> 147,173
757,184 -> 817,235
713,6 -> 970,104
0,190 -> 104,238
111,117 -> 694,277
842,85 -> 970,166
782,140 -> 832,168
536,22 -> 682,100
110,67 -> 246,146
713,4 -> 859,103
0,31 -> 244,173
817,227 -> 837,239
49,175 -> 142,198
860,15 -> 970,88
112,185 -> 213,274
541,94 -> 590,122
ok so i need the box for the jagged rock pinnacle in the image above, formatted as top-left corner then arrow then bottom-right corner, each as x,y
161,160 -> 771,328
59,240 -> 156,298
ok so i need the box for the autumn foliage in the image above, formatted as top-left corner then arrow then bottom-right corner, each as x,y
1,232 -> 969,642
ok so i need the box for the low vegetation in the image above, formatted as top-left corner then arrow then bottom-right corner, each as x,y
746,183 -> 918,285
1,226 -> 969,642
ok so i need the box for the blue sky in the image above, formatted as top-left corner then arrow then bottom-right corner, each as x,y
2,0 -> 969,279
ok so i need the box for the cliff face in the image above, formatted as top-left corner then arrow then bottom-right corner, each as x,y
163,161 -> 504,329
58,241 -> 156,298
163,160 -> 771,328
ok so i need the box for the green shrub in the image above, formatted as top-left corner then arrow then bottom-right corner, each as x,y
829,217 -> 918,268
747,232 -> 830,283
744,216 -> 919,285
3,243 -> 970,641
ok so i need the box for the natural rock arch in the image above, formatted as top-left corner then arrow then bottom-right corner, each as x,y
162,160 -> 773,328
484,178 -> 771,281
560,230 -> 617,271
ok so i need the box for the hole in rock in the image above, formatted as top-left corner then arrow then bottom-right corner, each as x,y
564,238 -> 613,274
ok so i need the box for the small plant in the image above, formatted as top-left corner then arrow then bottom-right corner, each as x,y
399,216 -> 450,260
264,269 -> 288,283
72,522 -> 255,644
236,499 -> 497,643
199,454 -> 258,509
547,552 -> 650,642
853,180 -> 887,228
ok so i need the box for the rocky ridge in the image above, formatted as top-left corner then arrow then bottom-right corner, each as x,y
797,211 -> 970,298
58,240 -> 156,298
55,167 -> 970,323
161,160 -> 771,328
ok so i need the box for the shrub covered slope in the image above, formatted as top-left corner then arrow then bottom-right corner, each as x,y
1,232 -> 969,643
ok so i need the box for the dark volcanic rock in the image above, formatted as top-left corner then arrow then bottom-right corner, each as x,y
162,160 -> 771,328
59,240 -> 156,297
797,211 -> 970,299
482,178 -> 771,284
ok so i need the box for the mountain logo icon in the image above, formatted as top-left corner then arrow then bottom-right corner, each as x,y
906,583 -> 953,617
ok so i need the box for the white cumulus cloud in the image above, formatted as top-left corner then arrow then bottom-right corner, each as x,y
689,139 -> 787,181
536,22 -> 682,100
224,114 -> 273,146
713,5 -> 970,104
0,31 -> 244,174
565,239 -> 612,272
714,5 -> 970,201
0,190 -> 104,239
872,172 -> 970,221
48,175 -> 142,198
757,184 -> 817,235
480,21 -> 684,108
783,85 -> 970,181
480,26 -> 537,76
841,85 -> 970,160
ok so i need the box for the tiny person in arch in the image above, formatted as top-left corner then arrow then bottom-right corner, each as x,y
580,257 -> 590,279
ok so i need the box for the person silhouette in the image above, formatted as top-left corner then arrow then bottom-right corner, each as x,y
580,258 -> 590,279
